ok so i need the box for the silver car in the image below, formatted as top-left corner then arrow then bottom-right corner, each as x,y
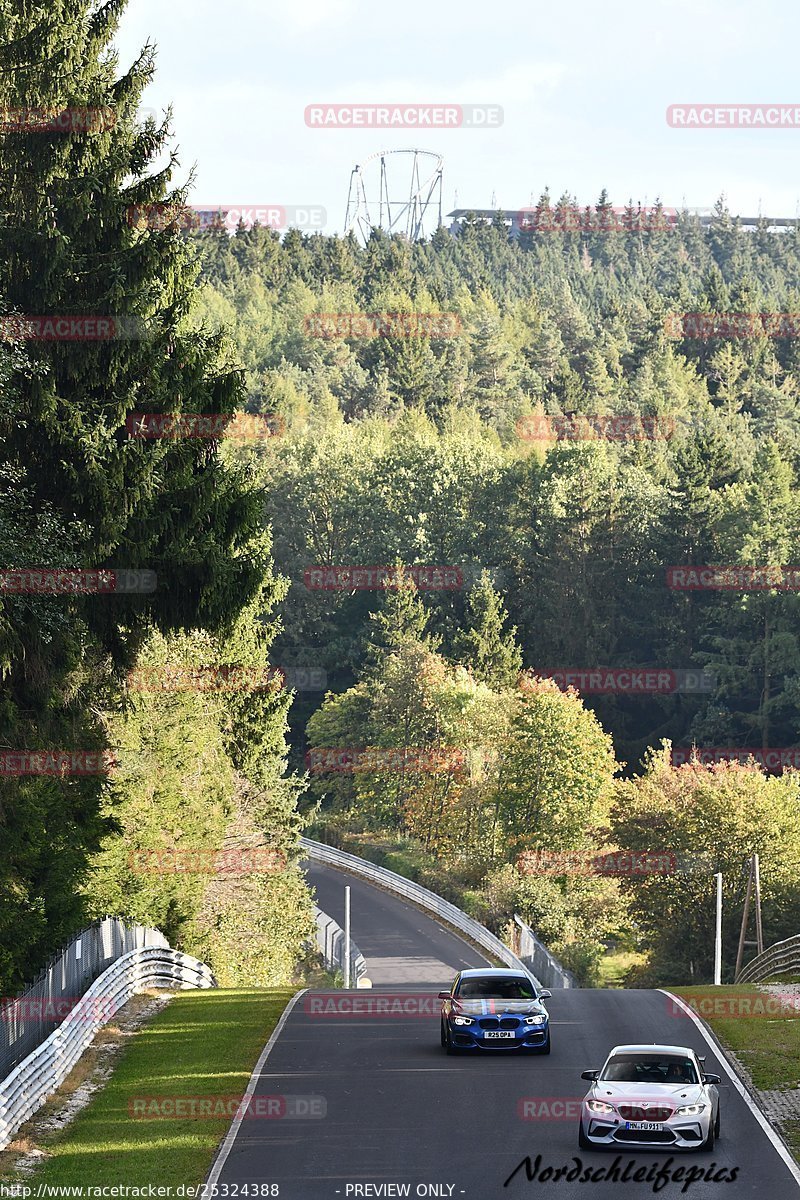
578,1044 -> 721,1152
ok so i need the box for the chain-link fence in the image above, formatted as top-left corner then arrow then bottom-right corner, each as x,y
0,918 -> 168,1078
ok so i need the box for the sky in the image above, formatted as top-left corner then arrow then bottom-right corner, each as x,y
115,0 -> 800,237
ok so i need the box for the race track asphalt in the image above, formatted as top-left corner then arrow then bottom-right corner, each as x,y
209,860 -> 800,1199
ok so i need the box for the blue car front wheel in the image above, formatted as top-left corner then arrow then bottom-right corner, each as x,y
442,1020 -> 460,1055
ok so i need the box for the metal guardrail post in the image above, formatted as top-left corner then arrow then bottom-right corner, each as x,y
312,905 -> 367,983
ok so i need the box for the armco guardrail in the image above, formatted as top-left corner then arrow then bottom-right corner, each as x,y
736,933 -> 800,983
0,945 -> 215,1150
512,915 -> 577,989
0,917 -> 170,1078
313,905 -> 368,984
302,837 -> 569,988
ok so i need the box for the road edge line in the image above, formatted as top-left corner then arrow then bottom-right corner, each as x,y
659,988 -> 800,1188
204,988 -> 308,1190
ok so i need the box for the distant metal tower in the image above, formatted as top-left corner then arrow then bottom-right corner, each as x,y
345,149 -> 443,243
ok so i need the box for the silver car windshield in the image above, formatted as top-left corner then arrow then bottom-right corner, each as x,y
601,1054 -> 699,1084
456,977 -> 537,1000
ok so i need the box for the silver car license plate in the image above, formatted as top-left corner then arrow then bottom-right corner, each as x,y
625,1121 -> 663,1131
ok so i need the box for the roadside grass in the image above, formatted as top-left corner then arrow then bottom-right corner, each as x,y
598,950 -> 646,988
671,984 -> 800,1092
784,1122 -> 800,1159
1,988 -> 295,1189
672,984 -> 800,1161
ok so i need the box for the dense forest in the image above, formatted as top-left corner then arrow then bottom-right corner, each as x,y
0,0 -> 313,993
190,199 -> 800,985
2,0 -> 800,995
193,200 -> 800,772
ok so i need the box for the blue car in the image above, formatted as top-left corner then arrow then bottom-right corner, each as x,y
439,968 -> 552,1054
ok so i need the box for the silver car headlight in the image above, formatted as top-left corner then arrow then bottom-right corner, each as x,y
525,1015 -> 546,1025
453,1015 -> 474,1026
586,1100 -> 615,1114
675,1103 -> 706,1116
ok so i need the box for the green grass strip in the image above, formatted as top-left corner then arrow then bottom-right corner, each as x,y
7,987 -> 295,1189
672,984 -> 800,1161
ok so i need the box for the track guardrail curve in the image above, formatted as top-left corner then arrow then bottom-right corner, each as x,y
0,945 -> 215,1150
736,933 -> 800,983
301,837 -> 557,987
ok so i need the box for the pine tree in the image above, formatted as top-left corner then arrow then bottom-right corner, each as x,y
698,442 -> 800,749
364,566 -> 438,670
0,0 -> 279,987
0,0 -> 268,661
454,571 -> 522,688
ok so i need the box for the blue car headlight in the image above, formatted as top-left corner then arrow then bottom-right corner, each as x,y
524,1015 -> 546,1025
453,1015 -> 474,1026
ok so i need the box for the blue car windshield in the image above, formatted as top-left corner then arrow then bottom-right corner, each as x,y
602,1054 -> 698,1084
456,977 -> 537,1000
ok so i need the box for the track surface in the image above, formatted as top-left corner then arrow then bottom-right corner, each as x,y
212,861 -> 800,1198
